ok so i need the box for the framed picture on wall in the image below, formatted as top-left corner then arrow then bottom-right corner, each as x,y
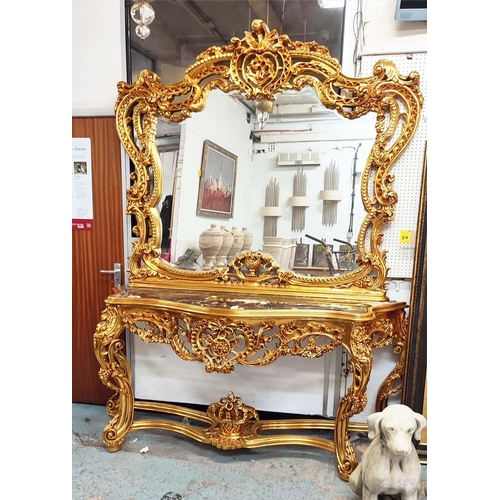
196,140 -> 238,218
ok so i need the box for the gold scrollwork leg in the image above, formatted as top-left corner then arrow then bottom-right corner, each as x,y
375,310 -> 408,412
93,305 -> 134,452
335,325 -> 372,480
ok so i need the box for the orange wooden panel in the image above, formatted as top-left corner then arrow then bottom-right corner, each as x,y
72,117 -> 125,404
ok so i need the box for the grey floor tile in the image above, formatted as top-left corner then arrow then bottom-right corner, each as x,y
72,403 -> 426,500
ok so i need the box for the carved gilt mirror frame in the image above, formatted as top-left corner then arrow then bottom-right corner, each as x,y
116,20 -> 423,301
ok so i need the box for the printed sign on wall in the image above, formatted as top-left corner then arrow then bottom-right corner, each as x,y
72,138 -> 94,231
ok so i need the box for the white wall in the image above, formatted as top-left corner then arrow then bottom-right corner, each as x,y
248,122 -> 375,254
171,90 -> 254,262
72,0 -> 127,115
133,340 -> 340,416
342,0 -> 427,77
363,0 -> 427,52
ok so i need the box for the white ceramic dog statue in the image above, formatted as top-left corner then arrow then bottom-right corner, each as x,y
348,404 -> 427,500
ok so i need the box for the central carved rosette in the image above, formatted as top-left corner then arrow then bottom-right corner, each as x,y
190,318 -> 260,373
208,337 -> 231,357
218,251 -> 292,284
208,392 -> 259,425
246,54 -> 277,86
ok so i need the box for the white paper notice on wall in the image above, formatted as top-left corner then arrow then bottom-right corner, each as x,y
72,138 -> 94,231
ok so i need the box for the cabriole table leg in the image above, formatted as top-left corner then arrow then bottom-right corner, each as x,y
335,324 -> 373,480
375,310 -> 408,412
93,304 -> 134,452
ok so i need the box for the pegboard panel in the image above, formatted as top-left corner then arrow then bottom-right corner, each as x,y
360,52 -> 427,278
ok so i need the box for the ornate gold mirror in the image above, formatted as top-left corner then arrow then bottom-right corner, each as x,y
95,19 -> 424,481
117,19 -> 423,301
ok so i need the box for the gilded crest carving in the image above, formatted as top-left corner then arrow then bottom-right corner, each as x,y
206,392 -> 259,449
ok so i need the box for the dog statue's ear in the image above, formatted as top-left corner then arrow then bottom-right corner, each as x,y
367,411 -> 383,440
412,412 -> 427,441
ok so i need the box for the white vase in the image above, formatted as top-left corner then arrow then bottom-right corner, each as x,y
199,224 -> 223,270
226,226 -> 244,263
262,236 -> 284,266
288,237 -> 297,270
241,227 -> 253,252
215,225 -> 234,267
280,238 -> 292,270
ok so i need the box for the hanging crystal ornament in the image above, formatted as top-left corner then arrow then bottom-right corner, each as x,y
255,99 -> 273,130
131,1 -> 155,40
257,111 -> 269,129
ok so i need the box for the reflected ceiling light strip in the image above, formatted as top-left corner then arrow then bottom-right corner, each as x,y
317,0 -> 345,8
131,0 -> 155,40
280,0 -> 286,33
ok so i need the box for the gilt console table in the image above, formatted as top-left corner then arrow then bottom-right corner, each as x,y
94,255 -> 408,480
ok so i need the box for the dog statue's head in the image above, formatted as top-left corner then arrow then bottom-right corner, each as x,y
367,404 -> 426,456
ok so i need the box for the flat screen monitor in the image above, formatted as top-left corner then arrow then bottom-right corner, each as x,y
395,0 -> 427,21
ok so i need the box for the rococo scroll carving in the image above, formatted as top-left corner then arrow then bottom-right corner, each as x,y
121,308 -> 344,374
94,305 -> 132,397
376,309 -> 408,409
336,310 -> 406,422
93,305 -> 135,450
114,19 -> 423,298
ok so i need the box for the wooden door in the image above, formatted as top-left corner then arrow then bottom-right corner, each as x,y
72,117 -> 125,404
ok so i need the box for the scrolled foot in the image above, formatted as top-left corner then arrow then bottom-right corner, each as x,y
105,443 -> 123,453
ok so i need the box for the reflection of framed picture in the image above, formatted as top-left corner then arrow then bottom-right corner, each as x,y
335,244 -> 357,271
312,243 -> 333,268
196,140 -> 237,218
293,243 -> 310,267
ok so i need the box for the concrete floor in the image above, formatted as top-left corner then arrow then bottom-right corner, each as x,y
72,403 -> 427,500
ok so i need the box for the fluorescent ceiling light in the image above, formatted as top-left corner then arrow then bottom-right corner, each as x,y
317,0 -> 345,8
